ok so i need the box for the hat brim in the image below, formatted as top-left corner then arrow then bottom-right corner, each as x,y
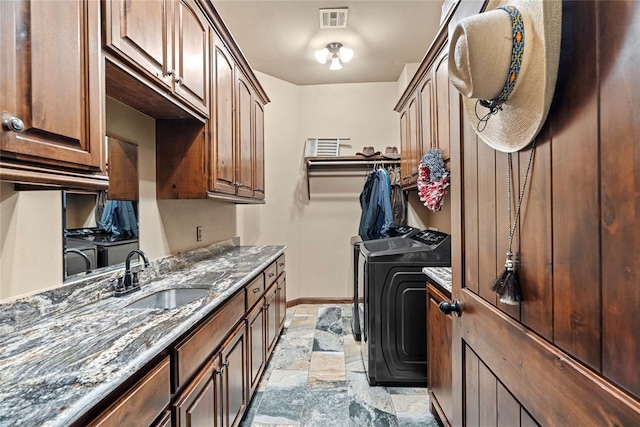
453,0 -> 562,153
382,153 -> 400,160
356,151 -> 381,157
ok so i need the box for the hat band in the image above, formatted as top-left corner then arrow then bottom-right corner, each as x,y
479,6 -> 525,110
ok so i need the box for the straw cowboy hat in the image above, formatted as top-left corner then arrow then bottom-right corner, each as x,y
448,0 -> 562,152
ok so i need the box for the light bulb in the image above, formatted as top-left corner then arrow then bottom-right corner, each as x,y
329,55 -> 342,70
339,46 -> 353,63
315,48 -> 329,64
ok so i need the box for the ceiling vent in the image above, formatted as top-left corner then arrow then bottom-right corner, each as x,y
319,8 -> 349,29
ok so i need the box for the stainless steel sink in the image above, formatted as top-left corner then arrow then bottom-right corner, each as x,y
126,288 -> 209,309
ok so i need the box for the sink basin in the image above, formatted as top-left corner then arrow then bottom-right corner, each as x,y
126,288 -> 209,309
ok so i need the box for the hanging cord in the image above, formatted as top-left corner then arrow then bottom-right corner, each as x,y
492,140 -> 536,304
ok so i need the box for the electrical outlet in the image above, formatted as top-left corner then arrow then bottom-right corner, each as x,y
196,226 -> 202,242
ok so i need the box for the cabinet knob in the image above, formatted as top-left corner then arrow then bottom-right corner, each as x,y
438,300 -> 462,317
223,360 -> 229,367
3,116 -> 24,133
167,69 -> 174,76
176,77 -> 183,84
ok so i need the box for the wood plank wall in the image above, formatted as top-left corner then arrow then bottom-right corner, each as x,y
461,0 -> 639,399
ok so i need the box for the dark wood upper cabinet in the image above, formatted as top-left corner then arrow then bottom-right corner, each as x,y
103,0 -> 208,117
173,0 -> 209,115
107,137 -> 139,201
432,45 -> 450,161
210,36 -> 236,195
253,100 -> 265,200
0,0 -> 106,189
235,72 -> 254,198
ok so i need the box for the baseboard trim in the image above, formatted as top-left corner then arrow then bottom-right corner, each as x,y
286,297 -> 352,308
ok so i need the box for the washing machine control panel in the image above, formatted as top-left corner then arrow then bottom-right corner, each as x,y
412,230 -> 449,247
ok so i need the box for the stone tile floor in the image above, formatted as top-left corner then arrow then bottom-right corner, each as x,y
239,304 -> 440,427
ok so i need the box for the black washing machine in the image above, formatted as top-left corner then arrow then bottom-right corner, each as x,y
359,229 -> 451,386
351,226 -> 421,341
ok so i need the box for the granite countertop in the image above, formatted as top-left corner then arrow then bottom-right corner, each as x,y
422,266 -> 452,297
0,240 -> 286,427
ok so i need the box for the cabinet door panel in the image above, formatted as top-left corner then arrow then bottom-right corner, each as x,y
433,47 -> 450,160
236,73 -> 253,197
399,111 -> 410,185
1,0 -> 103,171
253,100 -> 265,199
175,358 -> 221,427
420,78 -> 434,152
104,0 -> 171,88
427,287 -> 452,425
265,284 -> 278,356
408,96 -> 420,185
174,0 -> 208,114
222,323 -> 247,427
210,39 -> 236,194
276,273 -> 286,330
247,301 -> 265,394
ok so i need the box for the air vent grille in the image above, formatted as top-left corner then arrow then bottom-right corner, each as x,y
319,8 -> 348,29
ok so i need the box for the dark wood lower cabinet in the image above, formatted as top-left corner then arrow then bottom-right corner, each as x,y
276,273 -> 286,330
174,358 -> 221,427
426,284 -> 452,426
246,299 -> 265,395
220,323 -> 247,427
264,283 -> 278,356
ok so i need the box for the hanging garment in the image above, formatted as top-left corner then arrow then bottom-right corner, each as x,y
100,200 -> 139,238
358,171 -> 380,240
375,168 -> 395,238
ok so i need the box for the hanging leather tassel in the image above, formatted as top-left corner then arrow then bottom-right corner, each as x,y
491,251 -> 521,304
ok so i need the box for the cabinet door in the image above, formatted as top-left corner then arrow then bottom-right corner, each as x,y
419,77 -> 434,152
173,0 -> 209,115
253,100 -> 265,200
427,285 -> 452,425
235,72 -> 254,197
175,357 -> 222,427
399,110 -> 410,185
433,45 -> 450,160
103,0 -> 172,88
276,273 -> 287,331
0,0 -> 103,173
265,283 -> 278,356
210,36 -> 236,195
221,323 -> 247,427
246,300 -> 265,394
407,96 -> 420,185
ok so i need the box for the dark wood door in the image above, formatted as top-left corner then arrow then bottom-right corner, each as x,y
449,1 -> 640,425
235,72 -> 253,197
0,0 -> 103,172
210,36 -> 235,195
106,137 -> 138,201
246,300 -> 265,394
253,100 -> 265,200
221,323 -> 247,427
173,0 -> 208,115
174,357 -> 222,427
427,285 -> 452,426
103,0 -> 172,88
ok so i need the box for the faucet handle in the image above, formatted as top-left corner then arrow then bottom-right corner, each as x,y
132,272 -> 140,288
115,277 -> 125,293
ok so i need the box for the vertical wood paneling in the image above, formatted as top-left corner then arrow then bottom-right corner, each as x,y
497,382 -> 520,427
599,0 -> 640,398
463,126 -> 479,293
495,150 -> 520,319
478,359 -> 497,426
464,345 -> 480,426
477,139 -> 497,304
551,0 -> 601,370
519,132 -> 553,340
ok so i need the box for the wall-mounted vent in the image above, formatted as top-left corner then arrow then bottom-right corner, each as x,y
319,8 -> 348,29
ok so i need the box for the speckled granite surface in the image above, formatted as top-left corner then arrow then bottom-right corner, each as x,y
422,267 -> 452,296
0,239 -> 286,427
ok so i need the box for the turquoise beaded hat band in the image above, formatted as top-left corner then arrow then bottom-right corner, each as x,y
447,0 -> 562,153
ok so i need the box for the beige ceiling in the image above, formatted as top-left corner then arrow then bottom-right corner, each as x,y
212,1 -> 445,85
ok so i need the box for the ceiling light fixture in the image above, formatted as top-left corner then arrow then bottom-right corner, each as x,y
315,42 -> 353,71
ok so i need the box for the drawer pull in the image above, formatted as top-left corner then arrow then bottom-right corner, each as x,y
252,287 -> 261,294
223,360 -> 229,367
278,262 -> 284,267
268,273 -> 275,278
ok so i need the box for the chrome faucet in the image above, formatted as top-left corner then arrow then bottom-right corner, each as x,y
115,249 -> 150,296
65,248 -> 92,274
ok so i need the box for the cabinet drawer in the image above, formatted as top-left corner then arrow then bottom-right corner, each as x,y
245,275 -> 265,310
174,290 -> 245,390
276,254 -> 286,277
264,262 -> 278,287
89,357 -> 170,427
